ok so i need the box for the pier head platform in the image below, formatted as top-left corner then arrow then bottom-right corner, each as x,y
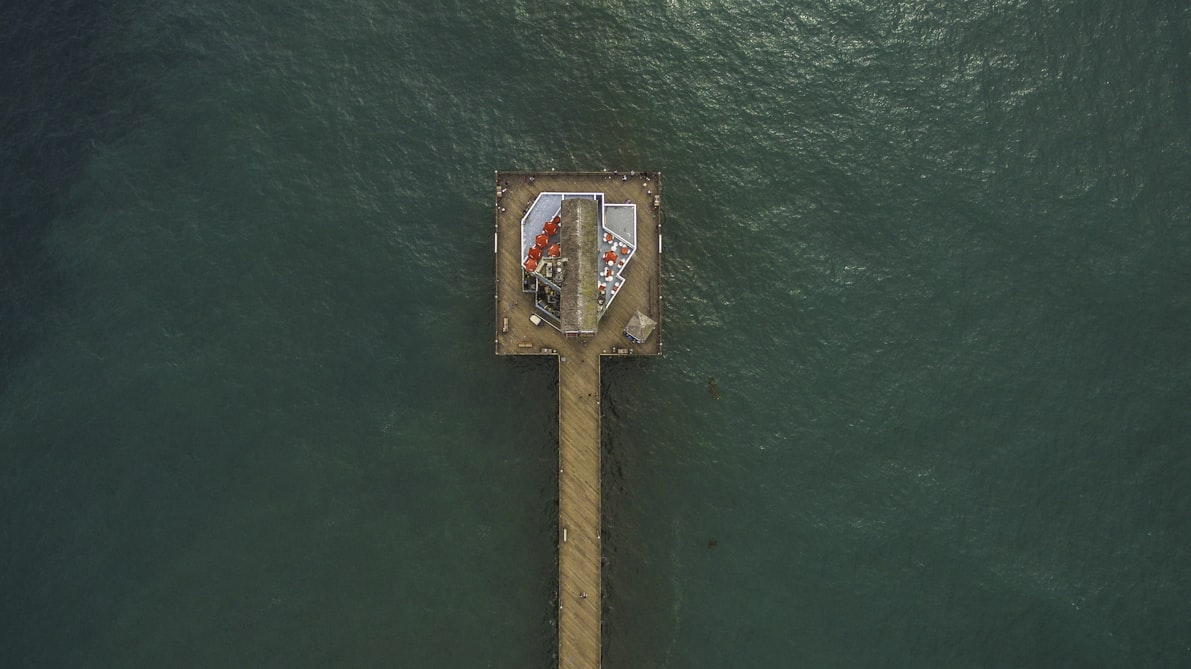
493,171 -> 663,669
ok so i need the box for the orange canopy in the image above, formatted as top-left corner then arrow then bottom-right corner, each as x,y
543,221 -> 559,235
620,245 -> 630,255
535,234 -> 549,248
528,247 -> 542,260
547,243 -> 561,257
524,258 -> 538,272
603,250 -> 618,263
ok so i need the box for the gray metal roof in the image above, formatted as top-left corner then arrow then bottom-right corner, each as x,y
560,198 -> 599,334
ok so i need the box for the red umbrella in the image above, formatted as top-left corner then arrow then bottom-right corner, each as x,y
543,221 -> 559,235
535,234 -> 549,248
603,250 -> 618,263
524,258 -> 538,272
528,247 -> 542,260
552,215 -> 561,224
620,245 -> 630,255
604,232 -> 614,243
547,243 -> 561,257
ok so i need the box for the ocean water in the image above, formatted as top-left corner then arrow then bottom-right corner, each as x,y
2,0 -> 1189,666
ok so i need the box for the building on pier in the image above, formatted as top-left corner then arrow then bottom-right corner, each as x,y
516,189 -> 646,340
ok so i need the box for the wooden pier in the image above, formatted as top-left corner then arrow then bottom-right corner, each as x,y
494,171 -> 662,669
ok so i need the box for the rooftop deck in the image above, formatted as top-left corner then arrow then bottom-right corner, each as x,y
494,171 -> 662,669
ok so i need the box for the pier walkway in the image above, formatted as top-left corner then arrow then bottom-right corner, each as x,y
558,351 -> 602,668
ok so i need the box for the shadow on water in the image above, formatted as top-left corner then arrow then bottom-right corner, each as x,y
0,0 -> 144,393
599,355 -> 659,657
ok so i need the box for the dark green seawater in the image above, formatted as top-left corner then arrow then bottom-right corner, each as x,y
3,1 -> 1189,666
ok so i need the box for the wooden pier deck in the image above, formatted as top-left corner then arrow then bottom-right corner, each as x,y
558,352 -> 602,669
493,171 -> 662,669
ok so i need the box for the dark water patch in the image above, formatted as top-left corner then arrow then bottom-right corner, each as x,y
0,0 -> 146,394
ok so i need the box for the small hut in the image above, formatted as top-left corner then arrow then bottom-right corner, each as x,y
623,311 -> 657,344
